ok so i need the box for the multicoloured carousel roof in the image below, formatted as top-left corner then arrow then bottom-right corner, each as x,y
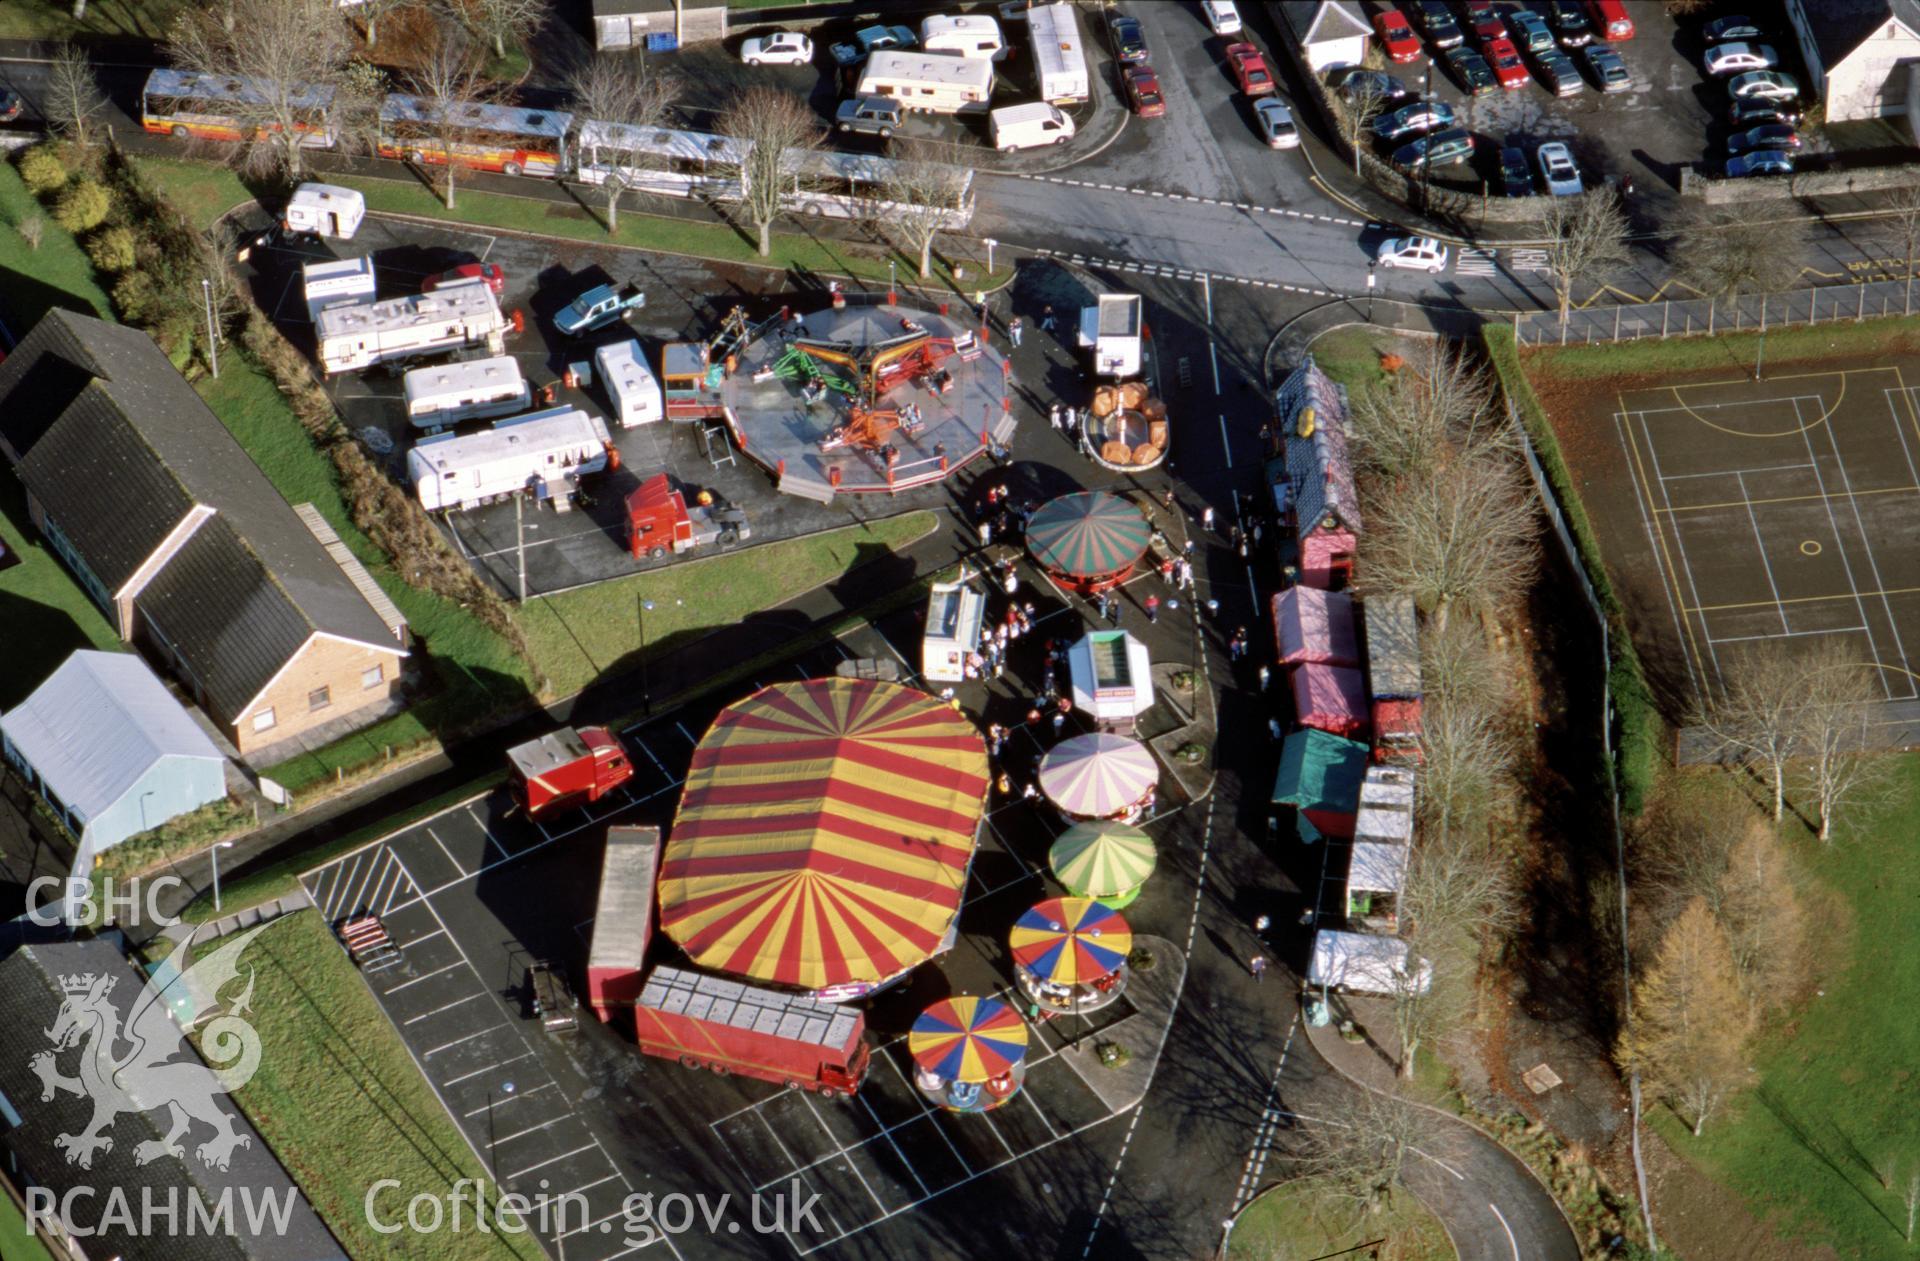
1009,897 -> 1133,985
908,996 -> 1029,1082
1026,491 -> 1152,580
1038,732 -> 1159,817
658,678 -> 989,989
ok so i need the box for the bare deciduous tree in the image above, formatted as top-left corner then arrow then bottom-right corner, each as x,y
1885,182 -> 1920,287
1357,450 -> 1540,634
458,0 -> 543,60
1333,78 -> 1391,179
880,142 -> 974,279
167,0 -> 357,184
352,0 -> 412,46
44,42 -> 107,150
1289,1088 -> 1442,1215
1691,640 -> 1806,822
719,88 -> 820,258
1616,897 -> 1754,1136
406,19 -> 489,210
1793,644 -> 1893,843
1537,186 -> 1631,325
1393,829 -> 1516,1078
1347,340 -> 1507,482
16,214 -> 44,252
1675,201 -> 1803,301
569,53 -> 681,234
1416,618 -> 1516,846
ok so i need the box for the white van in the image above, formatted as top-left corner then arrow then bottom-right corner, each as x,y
594,339 -> 663,428
301,255 -> 376,324
403,356 -> 531,432
989,101 -> 1075,151
856,49 -> 995,115
921,14 -> 1006,59
284,183 -> 365,240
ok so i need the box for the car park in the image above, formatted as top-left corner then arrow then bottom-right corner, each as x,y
1416,1 -> 1465,49
1335,68 -> 1411,103
1506,9 -> 1554,54
1372,99 -> 1455,141
1534,47 -> 1584,95
1703,13 -> 1764,43
740,31 -> 813,66
1376,236 -> 1449,273
1444,46 -> 1498,96
1727,123 -> 1801,153
1498,145 -> 1532,196
1537,140 -> 1582,195
1122,64 -> 1166,116
1729,69 -> 1800,101
1549,0 -> 1593,47
1392,126 -> 1474,171
1705,42 -> 1778,76
1374,9 -> 1423,63
1466,1 -> 1504,44
1729,99 -> 1802,127
1108,12 -> 1148,63
1582,42 -> 1630,91
1227,42 -> 1276,96
1254,98 -> 1299,149
1726,150 -> 1793,177
834,95 -> 902,137
424,263 -> 506,296
1202,0 -> 1242,36
1485,36 -> 1530,89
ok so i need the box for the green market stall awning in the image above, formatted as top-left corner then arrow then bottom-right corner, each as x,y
1049,821 -> 1156,900
1026,491 -> 1152,589
1271,727 -> 1370,843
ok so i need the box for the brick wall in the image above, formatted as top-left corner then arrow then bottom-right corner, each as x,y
232,635 -> 404,757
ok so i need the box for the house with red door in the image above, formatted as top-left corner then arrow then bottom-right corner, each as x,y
1271,356 -> 1360,589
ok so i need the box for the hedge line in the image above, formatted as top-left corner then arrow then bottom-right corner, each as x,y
1483,324 -> 1661,813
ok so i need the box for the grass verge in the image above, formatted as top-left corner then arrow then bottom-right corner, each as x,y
0,1187 -> 55,1261
205,910 -> 540,1260
0,159 -> 113,327
1227,1180 -> 1450,1261
1484,323 -> 1661,813
0,0 -> 190,40
1307,324 -> 1404,395
1650,762 -> 1920,1258
519,512 -> 938,699
1519,311 -> 1920,380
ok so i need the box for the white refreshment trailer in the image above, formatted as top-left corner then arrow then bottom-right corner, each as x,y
402,356 -> 531,432
316,277 -> 508,376
922,579 -> 986,683
408,407 -> 611,512
1078,294 -> 1142,378
1067,629 -> 1155,732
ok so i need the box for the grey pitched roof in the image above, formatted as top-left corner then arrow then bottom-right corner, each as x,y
0,938 -> 347,1261
0,650 -> 221,823
1304,0 -> 1371,43
1274,356 -> 1361,539
1809,0 -> 1920,73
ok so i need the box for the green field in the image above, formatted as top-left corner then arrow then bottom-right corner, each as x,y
211,910 -> 540,1261
1306,324 -> 1401,395
518,512 -> 939,699
0,160 -> 113,328
1653,764 -> 1920,1259
1228,1180 -> 1450,1261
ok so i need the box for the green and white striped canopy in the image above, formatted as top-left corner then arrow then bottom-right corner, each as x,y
1026,492 -> 1152,580
1049,821 -> 1157,899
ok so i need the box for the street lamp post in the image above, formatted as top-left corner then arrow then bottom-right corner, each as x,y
887,258 -> 898,306
210,841 -> 235,913
201,278 -> 219,379
1367,262 -> 1377,323
638,598 -> 655,716
984,237 -> 998,274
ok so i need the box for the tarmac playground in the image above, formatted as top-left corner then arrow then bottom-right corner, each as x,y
1603,364 -> 1920,716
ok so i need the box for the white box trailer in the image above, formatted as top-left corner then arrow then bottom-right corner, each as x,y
1027,2 -> 1088,104
301,255 -> 376,324
402,355 -> 531,432
921,13 -> 1006,59
856,50 -> 995,114
922,580 -> 986,682
408,407 -> 612,512
1078,293 -> 1142,378
284,183 -> 365,240
316,277 -> 507,376
593,339 -> 663,427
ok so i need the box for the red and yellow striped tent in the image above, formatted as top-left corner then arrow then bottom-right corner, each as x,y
659,678 -> 990,990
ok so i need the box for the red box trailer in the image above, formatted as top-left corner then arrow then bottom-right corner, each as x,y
588,825 -> 658,1021
632,968 -> 870,1096
506,726 -> 633,818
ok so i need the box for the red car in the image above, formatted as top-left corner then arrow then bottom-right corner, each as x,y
1484,36 -> 1530,89
1122,64 -> 1166,116
1373,9 -> 1423,62
423,262 -> 506,296
1226,42 -> 1275,96
1465,0 -> 1504,42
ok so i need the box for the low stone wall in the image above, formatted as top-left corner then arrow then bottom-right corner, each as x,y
1679,159 -> 1920,202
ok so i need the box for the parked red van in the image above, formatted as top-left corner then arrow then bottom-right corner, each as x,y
1587,0 -> 1634,39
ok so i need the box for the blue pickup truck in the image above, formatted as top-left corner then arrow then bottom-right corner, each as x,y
554,283 -> 646,337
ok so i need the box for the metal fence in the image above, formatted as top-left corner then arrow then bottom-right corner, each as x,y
1512,275 -> 1920,346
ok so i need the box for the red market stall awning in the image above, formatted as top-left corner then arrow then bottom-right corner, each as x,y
1291,662 -> 1369,739
659,678 -> 989,990
1272,586 -> 1359,667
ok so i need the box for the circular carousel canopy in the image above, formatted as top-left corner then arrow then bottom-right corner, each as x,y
1048,821 -> 1157,899
1025,491 -> 1152,581
1038,732 -> 1158,818
909,996 -> 1029,1082
659,678 -> 989,990
1009,896 -> 1134,985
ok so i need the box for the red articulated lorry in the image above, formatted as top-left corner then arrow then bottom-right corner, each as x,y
589,825 -> 871,1096
506,726 -> 634,818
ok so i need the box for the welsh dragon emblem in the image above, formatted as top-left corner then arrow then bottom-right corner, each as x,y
30,923 -> 269,1171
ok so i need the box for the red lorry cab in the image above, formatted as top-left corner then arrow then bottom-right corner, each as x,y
507,726 -> 633,818
1586,0 -> 1633,39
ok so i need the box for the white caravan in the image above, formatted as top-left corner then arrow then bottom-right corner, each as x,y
921,14 -> 1006,59
855,50 -> 995,114
283,183 -> 365,240
301,255 -> 376,324
402,356 -> 531,432
408,407 -> 612,512
593,339 -> 663,427
1027,3 -> 1089,104
316,277 -> 507,376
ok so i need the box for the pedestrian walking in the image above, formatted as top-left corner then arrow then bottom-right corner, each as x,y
1249,954 -> 1269,982
1161,488 -> 1177,511
1096,591 -> 1112,623
1205,597 -> 1219,620
1106,593 -> 1122,625
1160,557 -> 1176,585
1051,708 -> 1066,737
1004,569 -> 1020,596
1040,303 -> 1056,333
1145,594 -> 1160,623
998,771 -> 1014,797
1257,664 -> 1270,691
1050,403 -> 1062,431
1201,505 -> 1216,532
1182,537 -> 1195,559
1066,407 -> 1080,440
979,520 -> 993,547
1253,914 -> 1271,937
1022,780 -> 1041,801
1009,316 -> 1025,347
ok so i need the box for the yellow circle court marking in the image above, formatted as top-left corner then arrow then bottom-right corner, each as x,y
1664,372 -> 1845,438
1801,540 -> 1823,555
